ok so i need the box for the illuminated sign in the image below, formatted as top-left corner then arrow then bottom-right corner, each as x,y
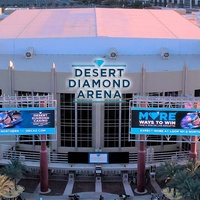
89,152 -> 108,164
0,108 -> 55,135
130,107 -> 200,136
67,59 -> 131,102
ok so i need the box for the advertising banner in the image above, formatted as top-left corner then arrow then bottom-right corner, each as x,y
0,108 -> 55,135
130,107 -> 200,136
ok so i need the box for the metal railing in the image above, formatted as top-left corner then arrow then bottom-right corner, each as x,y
1,149 -> 68,164
129,150 -> 189,164
0,149 -> 190,166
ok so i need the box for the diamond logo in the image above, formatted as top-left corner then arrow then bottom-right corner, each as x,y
149,112 -> 159,120
94,59 -> 104,67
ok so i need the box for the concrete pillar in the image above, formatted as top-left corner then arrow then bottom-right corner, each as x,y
8,61 -> 14,96
189,102 -> 199,160
40,134 -> 49,193
137,135 -> 146,192
189,136 -> 197,160
136,102 -> 147,193
40,101 -> 50,193
50,64 -> 57,151
93,103 -> 103,150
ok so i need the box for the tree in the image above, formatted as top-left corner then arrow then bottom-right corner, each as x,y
179,178 -> 200,200
176,160 -> 200,199
167,170 -> 191,190
185,159 -> 200,174
0,175 -> 14,197
1,158 -> 29,190
157,159 -> 200,199
156,160 -> 182,183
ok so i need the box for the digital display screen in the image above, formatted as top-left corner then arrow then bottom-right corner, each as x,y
0,108 -> 55,135
131,107 -> 200,136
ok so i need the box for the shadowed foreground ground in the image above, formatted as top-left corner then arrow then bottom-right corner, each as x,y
18,177 -> 155,196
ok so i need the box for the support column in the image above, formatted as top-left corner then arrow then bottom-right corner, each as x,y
93,103 -> 102,150
189,136 -> 197,160
141,66 -> 146,96
40,102 -> 50,193
189,102 -> 199,160
136,102 -> 147,193
40,134 -> 49,193
137,134 -> 146,193
50,64 -> 57,151
8,61 -> 14,96
182,65 -> 188,96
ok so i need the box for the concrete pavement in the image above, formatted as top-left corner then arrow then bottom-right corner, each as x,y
22,191 -> 152,200
21,173 -> 162,200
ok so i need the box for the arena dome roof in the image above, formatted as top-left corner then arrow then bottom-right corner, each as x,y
0,8 -> 200,73
0,8 -> 200,39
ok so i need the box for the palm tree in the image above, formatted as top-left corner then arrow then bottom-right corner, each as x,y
156,160 -> 182,184
193,167 -> 200,180
184,159 -> 200,174
157,159 -> 200,199
1,158 -> 29,190
167,170 -> 190,189
179,178 -> 200,200
0,175 -> 14,198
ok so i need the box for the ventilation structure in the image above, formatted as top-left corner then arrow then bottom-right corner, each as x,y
25,47 -> 34,59
160,47 -> 169,59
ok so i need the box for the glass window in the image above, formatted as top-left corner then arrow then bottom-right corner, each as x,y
121,93 -> 135,147
104,93 -> 135,148
104,102 -> 119,147
60,93 -> 92,148
194,89 -> 200,97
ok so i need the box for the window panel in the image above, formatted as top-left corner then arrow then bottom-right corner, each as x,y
60,94 -> 92,148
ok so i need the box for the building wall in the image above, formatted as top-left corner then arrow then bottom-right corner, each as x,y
1,38 -> 200,55
0,64 -> 199,153
1,66 -> 198,95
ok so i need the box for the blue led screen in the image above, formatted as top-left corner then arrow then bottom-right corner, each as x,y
130,107 -> 200,136
0,108 -> 55,135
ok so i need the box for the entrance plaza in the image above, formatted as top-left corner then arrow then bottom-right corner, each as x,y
1,151 -> 191,199
23,192 -> 151,200
20,170 -> 163,200
0,95 -> 198,200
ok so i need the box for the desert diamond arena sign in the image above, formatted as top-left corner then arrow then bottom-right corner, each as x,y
67,59 -> 131,102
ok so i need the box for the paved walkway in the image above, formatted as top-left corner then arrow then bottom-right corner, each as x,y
22,191 -> 152,200
21,174 -> 162,200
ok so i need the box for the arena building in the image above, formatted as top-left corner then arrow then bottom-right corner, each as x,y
0,8 -> 200,166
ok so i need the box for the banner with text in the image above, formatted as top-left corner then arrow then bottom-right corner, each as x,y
0,108 -> 55,135
130,107 -> 200,136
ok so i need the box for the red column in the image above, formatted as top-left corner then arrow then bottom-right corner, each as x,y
189,136 -> 197,160
137,134 -> 146,193
40,102 -> 49,193
189,103 -> 199,160
40,134 -> 49,193
136,102 -> 146,193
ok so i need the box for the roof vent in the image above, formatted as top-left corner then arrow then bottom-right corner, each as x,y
25,47 -> 34,59
160,47 -> 169,59
108,48 -> 118,59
